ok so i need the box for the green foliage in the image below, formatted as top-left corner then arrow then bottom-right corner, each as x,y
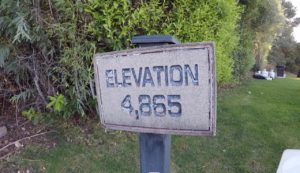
267,1 -> 300,73
239,0 -> 285,71
47,94 -> 65,113
1,0 -> 96,119
282,0 -> 296,19
12,13 -> 31,43
86,0 -> 131,50
2,0 -> 288,119
0,44 -> 9,67
269,28 -> 300,73
9,89 -> 33,103
87,0 -> 242,84
233,28 -> 255,80
49,0 -> 96,117
22,108 -> 41,125
86,0 -> 166,50
163,0 -> 242,84
0,0 -> 33,85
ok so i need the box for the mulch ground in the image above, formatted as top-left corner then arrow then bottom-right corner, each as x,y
0,98 -> 55,166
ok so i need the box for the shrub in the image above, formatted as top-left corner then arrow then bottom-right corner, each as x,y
87,0 -> 242,85
0,0 -> 95,118
1,0 -> 243,119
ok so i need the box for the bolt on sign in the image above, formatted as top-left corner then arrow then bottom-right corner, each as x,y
93,42 -> 216,136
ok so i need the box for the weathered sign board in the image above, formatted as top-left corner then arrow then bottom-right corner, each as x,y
93,42 -> 216,136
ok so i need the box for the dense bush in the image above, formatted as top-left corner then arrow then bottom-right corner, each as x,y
0,0 -> 95,119
166,0 -> 241,84
87,0 -> 242,84
232,27 -> 255,80
0,0 -> 255,118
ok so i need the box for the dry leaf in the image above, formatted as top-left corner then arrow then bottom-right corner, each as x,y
14,141 -> 23,148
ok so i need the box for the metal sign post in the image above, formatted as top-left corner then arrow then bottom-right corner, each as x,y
132,35 -> 180,173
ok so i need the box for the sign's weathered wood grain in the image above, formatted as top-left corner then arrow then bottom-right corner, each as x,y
93,42 -> 216,136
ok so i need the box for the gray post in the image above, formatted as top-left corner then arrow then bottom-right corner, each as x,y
139,133 -> 171,173
132,35 -> 180,173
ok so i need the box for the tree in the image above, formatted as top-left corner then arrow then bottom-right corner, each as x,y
267,0 -> 300,73
235,0 -> 285,77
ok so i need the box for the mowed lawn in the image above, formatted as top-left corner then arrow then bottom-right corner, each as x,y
3,75 -> 300,173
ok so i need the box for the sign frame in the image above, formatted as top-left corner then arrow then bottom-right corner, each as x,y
93,42 -> 216,136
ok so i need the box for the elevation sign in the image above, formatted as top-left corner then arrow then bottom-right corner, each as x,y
93,42 -> 216,136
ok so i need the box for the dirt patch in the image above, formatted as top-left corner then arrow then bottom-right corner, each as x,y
0,98 -> 56,170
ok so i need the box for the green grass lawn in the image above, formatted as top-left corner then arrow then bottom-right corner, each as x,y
3,76 -> 300,173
